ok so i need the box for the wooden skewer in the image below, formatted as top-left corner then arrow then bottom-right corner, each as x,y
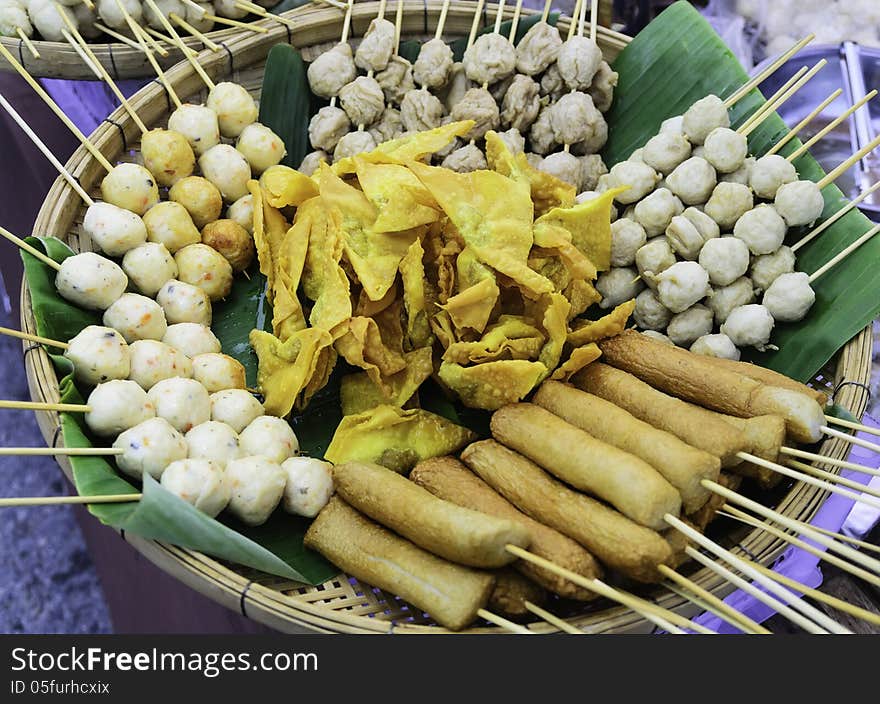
492,0 -> 506,35
796,521 -> 880,557
314,0 -> 347,9
506,545 -> 693,634
744,557 -> 880,627
736,451 -> 880,510
767,88 -> 842,155
117,3 -> 182,110
0,43 -> 114,173
784,458 -> 880,500
719,506 -> 880,587
393,0 -> 402,54
589,0 -> 598,41
822,424 -> 880,455
523,601 -> 583,634
16,27 -> 40,59
505,0 -> 524,42
724,34 -> 814,108
541,0 -> 552,23
0,326 -> 67,349
0,226 -> 61,271
60,28 -> 101,78
0,92 -> 95,206
467,0 -> 486,49
171,13 -> 221,52
808,222 -> 880,282
739,61 -> 826,137
817,127 -> 880,188
0,447 -> 121,456
95,23 -> 150,54
825,414 -> 880,439
683,546 -> 829,634
791,180 -> 880,252
144,26 -> 197,56
327,0 -> 354,109
667,515 -> 850,634
567,0 -> 583,41
657,565 -> 770,635
435,0 -> 451,40
0,400 -> 88,412
788,90 -> 878,163
0,493 -> 140,507
780,447 -> 880,479
476,609 -> 533,634
706,480 -> 880,577
146,0 -> 215,90
80,0 -> 95,10
736,66 -> 809,134
180,0 -> 206,16
233,0 -> 298,30
58,8 -> 149,135
203,12 -> 269,33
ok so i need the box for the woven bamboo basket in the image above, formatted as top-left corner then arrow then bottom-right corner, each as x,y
23,1 -> 873,633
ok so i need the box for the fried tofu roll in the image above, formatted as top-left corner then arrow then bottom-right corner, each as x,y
488,568 -> 547,617
411,456 -> 602,600
574,363 -> 748,466
687,472 -> 742,531
461,440 -> 674,583
598,331 -> 824,442
305,497 -> 494,631
491,404 -> 682,530
534,381 -> 720,513
333,461 -> 531,568
697,356 -> 828,406
722,414 -> 786,488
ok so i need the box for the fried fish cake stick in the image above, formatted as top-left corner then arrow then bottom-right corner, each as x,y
687,472 -> 743,531
598,330 -> 824,443
699,356 -> 828,406
304,497 -> 495,631
461,440 -> 675,583
722,414 -> 786,488
573,363 -> 749,466
490,404 -> 682,530
488,568 -> 547,617
333,461 -> 531,568
411,456 -> 602,600
534,381 -> 720,513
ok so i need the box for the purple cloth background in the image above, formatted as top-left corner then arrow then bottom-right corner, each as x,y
41,78 -> 149,137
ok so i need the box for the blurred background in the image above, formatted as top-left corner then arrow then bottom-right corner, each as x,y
1,0 -> 878,634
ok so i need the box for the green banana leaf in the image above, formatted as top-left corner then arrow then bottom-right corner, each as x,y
21,237 -> 336,584
258,44 -> 312,170
603,1 -> 880,383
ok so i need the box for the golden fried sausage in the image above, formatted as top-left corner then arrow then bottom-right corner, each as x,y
411,456 -> 601,599
488,568 -> 547,617
598,331 -> 825,443
722,414 -> 786,488
697,356 -> 828,406
573,363 -> 749,466
304,497 -> 495,631
490,404 -> 682,530
333,461 -> 531,568
534,381 -> 720,513
461,440 -> 674,583
687,472 -> 743,531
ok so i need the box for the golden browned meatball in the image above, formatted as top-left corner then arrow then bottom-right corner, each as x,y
169,176 -> 223,229
201,219 -> 255,273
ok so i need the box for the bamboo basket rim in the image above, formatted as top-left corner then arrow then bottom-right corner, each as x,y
21,1 -> 874,633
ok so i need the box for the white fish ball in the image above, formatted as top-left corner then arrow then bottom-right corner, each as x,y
596,266 -> 644,309
160,458 -> 230,517
122,243 -> 177,298
210,389 -> 264,434
207,82 -> 258,138
83,202 -> 147,257
667,304 -> 714,346
762,271 -> 815,323
702,127 -> 748,173
690,333 -> 740,360
642,133 -> 692,175
666,156 -> 716,206
281,456 -> 334,518
641,330 -> 674,345
751,246 -> 795,292
199,144 -> 252,202
162,323 -> 221,358
682,94 -> 730,144
239,416 -> 299,464
157,279 -> 212,326
85,380 -> 155,437
167,104 -> 221,156
706,276 -> 755,324
635,237 -> 676,289
186,420 -> 241,468
113,417 -> 187,480
128,339 -> 193,390
750,154 -> 797,199
607,160 -> 660,204
633,187 -> 683,236
191,353 -> 246,393
103,293 -> 167,343
659,115 -> 684,135
719,156 -> 755,186
682,207 -> 720,242
227,194 -> 254,235
55,252 -> 127,311
100,163 -> 159,217
610,218 -> 647,267
774,180 -> 825,227
666,215 -> 704,261
64,325 -> 130,386
148,377 -> 211,433
699,236 -> 750,286
733,205 -> 786,255
236,123 -> 286,175
633,288 -> 672,331
720,304 -> 775,350
656,261 -> 711,313
225,455 -> 286,526
704,182 -> 754,229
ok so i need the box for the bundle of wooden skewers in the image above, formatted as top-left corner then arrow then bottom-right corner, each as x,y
1,0 -> 879,634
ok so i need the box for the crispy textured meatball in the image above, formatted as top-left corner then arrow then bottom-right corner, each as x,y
375,55 -> 415,104
400,89 -> 445,133
339,76 -> 385,127
309,106 -> 351,152
463,33 -> 516,86
557,35 -> 602,91
307,43 -> 357,98
355,17 -> 396,72
540,151 -> 582,189
441,144 -> 488,173
549,91 -> 601,146
333,131 -> 377,162
369,108 -> 403,145
500,74 -> 540,133
540,63 -> 565,101
529,105 -> 556,155
588,61 -> 618,113
298,150 -> 327,177
414,38 -> 454,89
579,154 -> 607,192
515,21 -> 562,75
169,176 -> 223,229
451,87 -> 500,141
201,219 -> 255,272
